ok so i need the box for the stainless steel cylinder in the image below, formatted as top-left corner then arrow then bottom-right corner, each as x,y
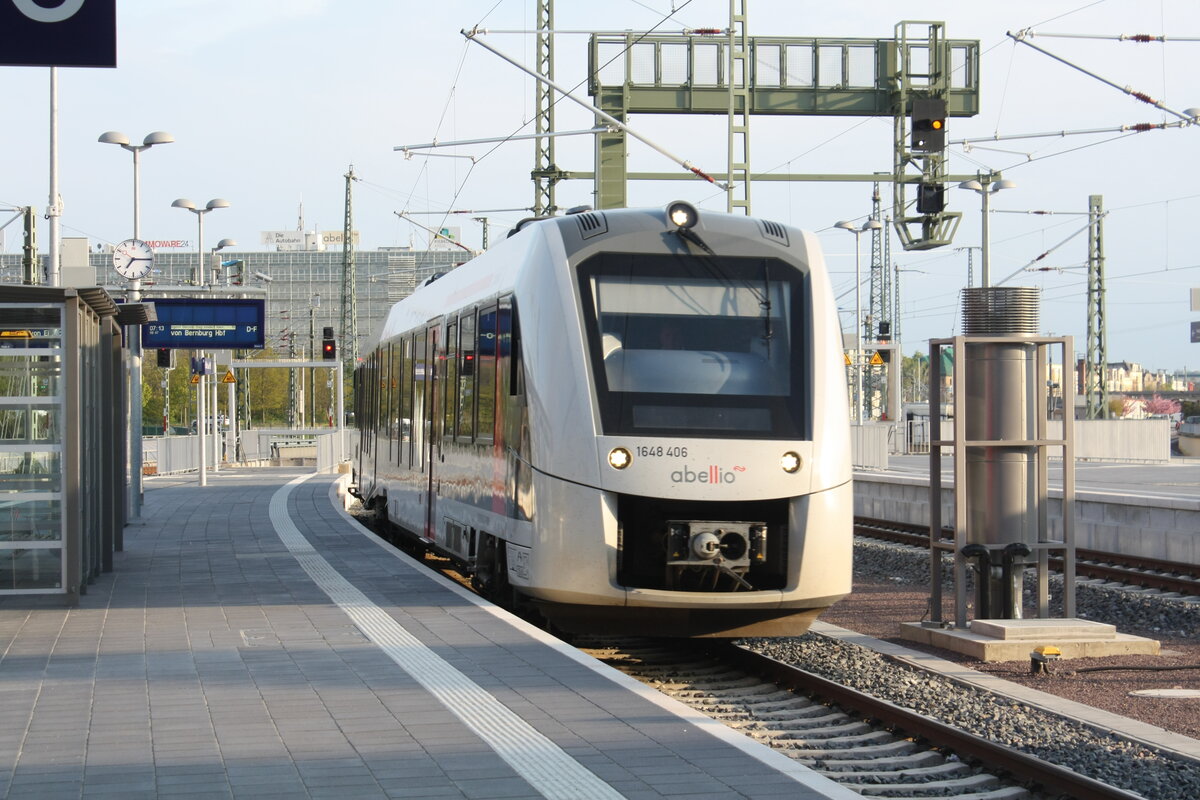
964,341 -> 1038,547
960,287 -> 1041,618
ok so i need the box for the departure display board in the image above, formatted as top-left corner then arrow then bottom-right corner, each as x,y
142,299 -> 265,349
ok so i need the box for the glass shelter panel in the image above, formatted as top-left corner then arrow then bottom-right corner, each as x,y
0,304 -> 65,594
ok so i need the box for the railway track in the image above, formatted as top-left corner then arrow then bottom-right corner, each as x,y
854,516 -> 1200,597
582,637 -> 1146,800
352,505 -> 1196,799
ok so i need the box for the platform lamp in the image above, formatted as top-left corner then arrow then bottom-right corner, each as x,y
835,218 -> 883,425
957,178 -> 1016,288
172,198 -> 229,485
171,198 -> 231,287
211,238 -> 237,285
98,130 -> 175,520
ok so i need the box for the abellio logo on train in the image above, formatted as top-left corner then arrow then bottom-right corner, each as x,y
670,464 -> 747,485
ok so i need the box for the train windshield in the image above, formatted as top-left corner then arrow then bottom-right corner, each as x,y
579,253 -> 809,439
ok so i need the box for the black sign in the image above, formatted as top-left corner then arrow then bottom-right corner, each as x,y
142,299 -> 265,350
1192,321 -> 1200,344
0,0 -> 116,67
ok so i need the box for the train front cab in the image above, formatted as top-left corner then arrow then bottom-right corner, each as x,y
518,210 -> 853,637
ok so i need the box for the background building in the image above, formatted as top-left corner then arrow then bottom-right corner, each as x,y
1,243 -> 470,360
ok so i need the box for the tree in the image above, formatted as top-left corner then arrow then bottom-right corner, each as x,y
901,351 -> 929,403
1143,394 -> 1182,416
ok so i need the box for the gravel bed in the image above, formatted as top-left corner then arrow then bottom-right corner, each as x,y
750,633 -> 1199,800
743,539 -> 1200,800
852,538 -> 1200,638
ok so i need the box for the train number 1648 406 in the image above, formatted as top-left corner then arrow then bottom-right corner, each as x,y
636,445 -> 688,458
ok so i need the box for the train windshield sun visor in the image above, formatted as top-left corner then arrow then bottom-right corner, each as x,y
578,253 -> 811,440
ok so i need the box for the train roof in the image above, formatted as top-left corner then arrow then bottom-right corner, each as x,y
362,204 -> 818,354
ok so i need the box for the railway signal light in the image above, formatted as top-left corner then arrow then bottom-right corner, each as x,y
322,326 -> 336,360
916,182 -> 946,214
911,98 -> 947,153
156,348 -> 174,368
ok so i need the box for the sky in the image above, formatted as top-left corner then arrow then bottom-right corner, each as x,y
2,0 -> 1199,372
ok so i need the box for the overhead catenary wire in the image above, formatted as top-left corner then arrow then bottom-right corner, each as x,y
954,116 -> 1200,149
390,0 -> 701,237
461,28 -> 725,36
393,211 -> 476,255
995,216 -> 1100,286
397,127 -> 615,157
1020,31 -> 1200,42
1007,29 -> 1198,123
460,27 -> 728,190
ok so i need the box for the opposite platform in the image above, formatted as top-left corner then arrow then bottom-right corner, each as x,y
0,467 -> 856,800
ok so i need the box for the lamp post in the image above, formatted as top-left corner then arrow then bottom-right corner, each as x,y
98,130 -> 174,519
209,238 -> 237,468
310,294 -> 321,425
835,219 -> 882,425
172,198 -> 229,486
957,177 -> 1016,288
211,237 -> 237,285
171,198 -> 231,287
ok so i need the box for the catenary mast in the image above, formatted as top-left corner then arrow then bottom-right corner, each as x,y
340,166 -> 359,367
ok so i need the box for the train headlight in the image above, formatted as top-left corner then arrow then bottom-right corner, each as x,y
780,451 -> 802,473
608,447 -> 632,470
666,200 -> 698,229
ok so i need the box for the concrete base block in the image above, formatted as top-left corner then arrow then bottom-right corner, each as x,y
899,618 -> 1160,662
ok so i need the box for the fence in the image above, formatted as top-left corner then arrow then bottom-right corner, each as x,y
850,423 -> 891,469
142,435 -> 201,475
142,429 -> 347,474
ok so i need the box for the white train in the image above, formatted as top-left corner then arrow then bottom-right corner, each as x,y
353,202 -> 852,637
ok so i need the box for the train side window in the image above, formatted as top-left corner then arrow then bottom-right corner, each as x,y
411,330 -> 428,468
443,319 -> 458,439
390,342 -> 402,464
357,365 -> 367,454
457,310 -> 476,441
364,353 -> 374,451
382,344 -> 392,461
360,358 -> 369,453
476,306 -> 497,443
507,302 -> 524,397
399,336 -> 412,464
376,349 -> 386,448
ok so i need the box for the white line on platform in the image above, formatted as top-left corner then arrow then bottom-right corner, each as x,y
269,474 -> 624,800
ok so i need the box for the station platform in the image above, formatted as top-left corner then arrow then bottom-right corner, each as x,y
0,467 -> 857,800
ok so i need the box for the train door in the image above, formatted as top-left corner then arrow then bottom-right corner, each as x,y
372,347 -> 386,494
422,323 -> 440,541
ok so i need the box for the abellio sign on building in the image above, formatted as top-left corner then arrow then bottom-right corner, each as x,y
0,0 -> 116,68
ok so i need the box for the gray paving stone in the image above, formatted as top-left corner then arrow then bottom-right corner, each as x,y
0,471 -> 845,800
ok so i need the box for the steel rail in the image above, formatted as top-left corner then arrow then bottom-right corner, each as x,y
854,516 -> 1200,596
722,643 -> 1149,800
